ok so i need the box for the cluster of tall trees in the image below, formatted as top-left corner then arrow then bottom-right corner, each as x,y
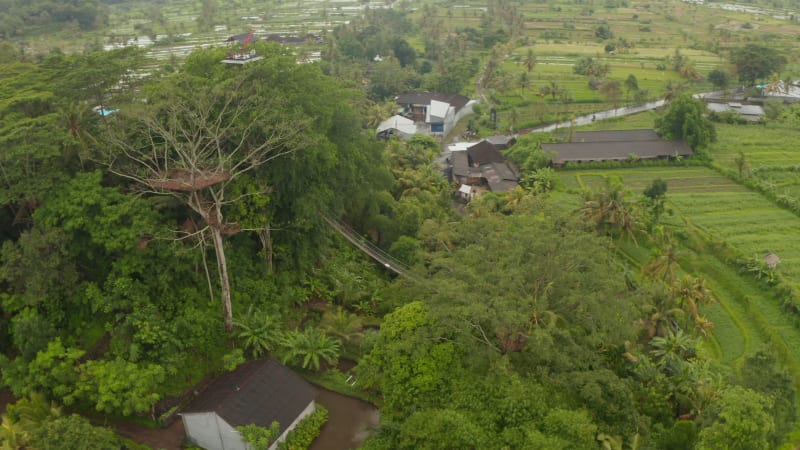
0,42 -> 415,425
0,0 -> 105,37
358,186 -> 797,449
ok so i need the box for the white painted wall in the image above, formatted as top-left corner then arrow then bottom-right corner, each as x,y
268,401 -> 316,450
182,412 -> 246,450
182,401 -> 316,450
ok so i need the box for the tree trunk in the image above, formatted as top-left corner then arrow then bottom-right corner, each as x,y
264,226 -> 273,274
210,225 -> 233,332
257,226 -> 273,274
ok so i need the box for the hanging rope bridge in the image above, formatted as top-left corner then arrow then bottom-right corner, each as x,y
322,214 -> 413,279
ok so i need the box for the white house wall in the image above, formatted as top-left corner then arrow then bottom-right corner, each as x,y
268,401 -> 317,450
442,105 -> 457,137
182,412 -> 247,450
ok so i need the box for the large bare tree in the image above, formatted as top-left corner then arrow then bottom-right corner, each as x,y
106,82 -> 307,332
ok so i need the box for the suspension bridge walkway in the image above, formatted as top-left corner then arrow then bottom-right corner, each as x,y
322,214 -> 413,279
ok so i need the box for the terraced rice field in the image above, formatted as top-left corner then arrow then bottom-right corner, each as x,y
711,123 -> 800,170
561,166 -> 800,379
564,166 -> 800,282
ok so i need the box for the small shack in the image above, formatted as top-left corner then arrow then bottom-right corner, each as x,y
376,115 -> 418,140
181,359 -> 316,450
764,252 -> 781,270
450,139 -> 519,196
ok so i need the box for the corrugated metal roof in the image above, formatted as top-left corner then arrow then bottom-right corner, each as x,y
395,92 -> 471,112
543,140 -> 693,165
376,115 -> 416,134
430,100 -> 450,120
706,102 -> 764,117
562,129 -> 661,142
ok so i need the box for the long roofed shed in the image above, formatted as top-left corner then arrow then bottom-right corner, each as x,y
542,129 -> 693,166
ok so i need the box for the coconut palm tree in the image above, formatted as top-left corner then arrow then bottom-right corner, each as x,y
642,231 -> 682,285
650,329 -> 697,375
670,275 -> 715,320
638,289 -> 686,338
1,392 -> 62,450
525,49 -> 537,73
581,177 -> 641,243
232,305 -> 284,357
1,413 -> 26,450
517,71 -> 531,94
663,80 -> 688,102
281,328 -> 341,371
320,307 -> 364,346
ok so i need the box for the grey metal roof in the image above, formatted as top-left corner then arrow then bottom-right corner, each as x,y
562,129 -> 661,142
485,135 -> 517,149
394,92 -> 471,113
543,140 -> 693,165
706,102 -> 764,119
226,33 -> 259,45
184,359 -> 315,432
451,151 -> 470,178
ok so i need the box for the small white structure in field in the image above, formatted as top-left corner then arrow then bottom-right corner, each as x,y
764,252 -> 781,270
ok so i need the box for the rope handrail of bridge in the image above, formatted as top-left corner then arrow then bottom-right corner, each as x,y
321,214 -> 413,278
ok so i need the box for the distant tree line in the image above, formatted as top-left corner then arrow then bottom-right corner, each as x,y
0,0 -> 106,37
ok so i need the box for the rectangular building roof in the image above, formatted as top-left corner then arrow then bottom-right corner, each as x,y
184,359 -> 315,433
543,140 -> 693,165
562,129 -> 661,142
394,92 -> 471,113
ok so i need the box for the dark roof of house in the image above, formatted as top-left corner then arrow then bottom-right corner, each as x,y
451,150 -> 470,178
263,33 -> 320,44
485,135 -> 517,149
560,129 -> 661,142
226,33 -> 259,45
543,140 -> 693,165
482,162 -> 518,191
467,140 -> 505,165
184,359 -> 315,432
451,142 -> 519,191
394,92 -> 471,112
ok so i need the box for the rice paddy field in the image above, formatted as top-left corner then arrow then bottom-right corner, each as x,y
563,166 -> 800,282
25,0 -> 379,60
560,165 -> 800,391
711,123 -> 800,169
409,0 -> 800,130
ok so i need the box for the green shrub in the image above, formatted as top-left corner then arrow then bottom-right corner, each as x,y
278,405 -> 329,450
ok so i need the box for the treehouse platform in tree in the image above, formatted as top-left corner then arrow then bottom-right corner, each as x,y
147,169 -> 231,192
221,51 -> 264,65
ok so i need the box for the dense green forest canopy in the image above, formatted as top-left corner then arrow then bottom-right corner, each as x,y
0,0 -> 105,37
2,0 -> 800,447
0,43 -> 399,425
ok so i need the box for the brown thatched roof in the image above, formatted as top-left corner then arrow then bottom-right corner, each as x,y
148,169 -> 231,192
